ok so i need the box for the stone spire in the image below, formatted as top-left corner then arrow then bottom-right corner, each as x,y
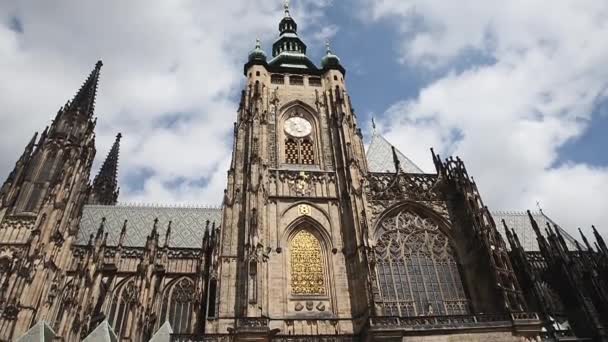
48,61 -> 103,139
68,60 -> 103,118
90,133 -> 121,205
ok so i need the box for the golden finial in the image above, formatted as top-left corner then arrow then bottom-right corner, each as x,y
325,40 -> 331,54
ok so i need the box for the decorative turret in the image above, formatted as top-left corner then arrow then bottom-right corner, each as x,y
0,132 -> 37,206
266,1 -> 318,71
272,1 -> 306,57
89,133 -> 121,205
321,41 -> 343,72
248,39 -> 267,63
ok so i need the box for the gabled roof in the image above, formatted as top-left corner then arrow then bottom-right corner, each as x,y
493,211 -> 582,252
82,320 -> 118,342
15,321 -> 56,342
366,131 -> 424,174
77,204 -> 222,248
149,321 -> 173,342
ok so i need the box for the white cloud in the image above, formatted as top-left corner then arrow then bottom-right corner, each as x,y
0,0 -> 333,205
362,0 -> 608,235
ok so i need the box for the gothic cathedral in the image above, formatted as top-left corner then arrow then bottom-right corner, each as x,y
1,5 -> 607,342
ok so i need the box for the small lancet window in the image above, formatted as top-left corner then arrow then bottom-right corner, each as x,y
289,76 -> 304,86
285,139 -> 299,164
290,230 -> 325,295
271,74 -> 284,84
300,139 -> 314,165
308,77 -> 322,86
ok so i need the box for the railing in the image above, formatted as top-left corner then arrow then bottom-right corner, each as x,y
170,335 -> 233,342
368,313 -> 512,330
273,336 -> 356,342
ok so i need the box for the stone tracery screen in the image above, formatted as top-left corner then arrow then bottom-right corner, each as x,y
290,230 -> 326,295
374,211 -> 469,316
160,277 -> 195,334
108,278 -> 137,338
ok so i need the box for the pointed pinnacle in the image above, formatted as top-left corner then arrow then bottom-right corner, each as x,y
91,132 -> 121,205
69,60 -> 103,118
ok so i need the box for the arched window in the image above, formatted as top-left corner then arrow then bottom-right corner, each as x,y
285,139 -> 299,164
160,278 -> 195,334
374,210 -> 469,316
290,230 -> 325,295
206,278 -> 218,319
53,282 -> 74,331
284,138 -> 315,165
108,278 -> 138,338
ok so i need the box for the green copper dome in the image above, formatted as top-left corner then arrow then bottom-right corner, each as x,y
248,39 -> 267,62
321,42 -> 341,69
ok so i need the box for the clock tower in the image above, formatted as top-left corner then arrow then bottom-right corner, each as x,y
208,3 -> 371,339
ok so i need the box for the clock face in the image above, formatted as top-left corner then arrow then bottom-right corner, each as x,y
284,117 -> 312,138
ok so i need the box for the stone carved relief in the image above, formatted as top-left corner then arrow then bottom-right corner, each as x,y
366,173 -> 439,202
270,170 -> 336,198
0,216 -> 36,230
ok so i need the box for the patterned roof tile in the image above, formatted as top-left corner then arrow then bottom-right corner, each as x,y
366,131 -> 423,174
77,204 -> 222,248
492,211 -> 581,251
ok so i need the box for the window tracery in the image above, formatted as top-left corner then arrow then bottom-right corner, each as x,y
285,139 -> 299,164
374,210 -> 469,316
108,278 -> 137,338
160,277 -> 196,334
290,230 -> 325,295
284,138 -> 315,165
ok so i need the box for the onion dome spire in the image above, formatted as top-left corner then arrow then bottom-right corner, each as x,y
273,1 -> 306,57
90,133 -> 121,205
321,40 -> 343,70
69,60 -> 103,118
248,38 -> 267,62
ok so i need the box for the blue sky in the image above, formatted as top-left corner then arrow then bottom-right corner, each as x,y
0,0 -> 607,236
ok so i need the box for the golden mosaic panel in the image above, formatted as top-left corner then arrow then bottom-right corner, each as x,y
290,230 -> 325,295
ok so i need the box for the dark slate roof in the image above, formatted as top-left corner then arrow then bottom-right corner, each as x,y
492,211 -> 581,251
77,204 -> 222,248
366,131 -> 424,174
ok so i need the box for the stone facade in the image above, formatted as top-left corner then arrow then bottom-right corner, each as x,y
0,4 -> 607,342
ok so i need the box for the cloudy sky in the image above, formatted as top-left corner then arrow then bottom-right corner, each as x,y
1,1 -> 607,237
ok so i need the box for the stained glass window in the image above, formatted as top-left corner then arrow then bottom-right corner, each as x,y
160,277 -> 195,333
374,211 -> 469,316
108,278 -> 137,338
291,230 -> 325,295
